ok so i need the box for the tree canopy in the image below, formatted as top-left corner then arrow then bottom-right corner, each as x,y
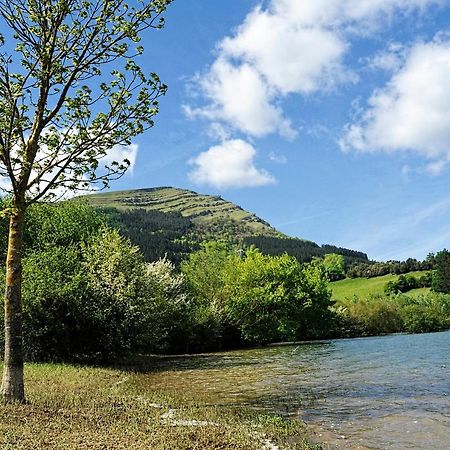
0,0 -> 172,402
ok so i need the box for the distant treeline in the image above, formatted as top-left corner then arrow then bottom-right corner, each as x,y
100,208 -> 370,267
243,235 -> 369,265
347,257 -> 435,279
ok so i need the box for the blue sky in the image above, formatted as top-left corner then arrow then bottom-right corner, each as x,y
104,0 -> 450,261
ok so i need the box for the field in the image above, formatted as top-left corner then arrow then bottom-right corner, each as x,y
330,271 -> 430,301
0,362 -> 320,450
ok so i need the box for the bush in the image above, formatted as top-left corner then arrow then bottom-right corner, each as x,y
1,214 -> 196,361
400,293 -> 450,333
432,249 -> 450,293
333,292 -> 450,336
12,229 -> 149,361
181,244 -> 333,345
384,273 -> 429,295
139,258 -> 196,353
337,295 -> 403,335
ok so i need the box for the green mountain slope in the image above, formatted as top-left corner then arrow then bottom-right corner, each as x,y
87,186 -> 281,238
87,186 -> 369,265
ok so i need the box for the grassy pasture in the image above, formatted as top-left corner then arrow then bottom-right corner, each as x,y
87,187 -> 280,237
330,271 -> 430,301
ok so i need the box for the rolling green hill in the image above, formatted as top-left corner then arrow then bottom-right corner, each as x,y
330,272 -> 430,301
86,187 -> 369,265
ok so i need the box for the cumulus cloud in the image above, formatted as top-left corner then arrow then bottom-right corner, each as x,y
186,58 -> 296,139
101,143 -> 139,174
0,142 -> 139,199
188,139 -> 275,189
341,38 -> 450,170
219,8 -> 350,96
186,0 -> 441,139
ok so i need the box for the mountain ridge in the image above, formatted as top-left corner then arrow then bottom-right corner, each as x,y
86,186 -> 369,265
87,186 -> 284,239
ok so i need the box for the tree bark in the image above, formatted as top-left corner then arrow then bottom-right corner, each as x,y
1,204 -> 26,403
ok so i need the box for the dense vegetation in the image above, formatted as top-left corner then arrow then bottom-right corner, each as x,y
347,257 -> 434,279
1,198 -> 449,364
181,242 -> 333,347
87,186 -> 281,239
243,235 -> 368,266
104,207 -> 196,264
330,257 -> 450,336
384,272 -> 432,295
0,200 -> 334,360
99,207 -> 370,266
332,293 -> 450,336
432,249 -> 450,293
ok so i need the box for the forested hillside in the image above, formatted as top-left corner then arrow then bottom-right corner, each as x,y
87,187 -> 369,265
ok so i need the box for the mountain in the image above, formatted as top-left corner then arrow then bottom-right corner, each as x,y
87,186 -> 368,265
88,186 -> 281,238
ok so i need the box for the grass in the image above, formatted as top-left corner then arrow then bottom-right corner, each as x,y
0,362 -> 321,450
330,271 -> 430,301
86,186 -> 281,237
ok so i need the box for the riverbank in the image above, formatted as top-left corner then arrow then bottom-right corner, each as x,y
121,332 -> 449,450
0,362 -> 321,450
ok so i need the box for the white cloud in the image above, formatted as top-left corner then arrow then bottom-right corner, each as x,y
268,152 -> 288,164
341,38 -> 450,166
273,0 -> 443,28
367,43 -> 406,72
101,143 -> 139,174
187,58 -> 296,139
188,139 -> 275,189
220,9 -> 350,96
187,0 -> 441,139
207,123 -> 232,141
425,159 -> 448,176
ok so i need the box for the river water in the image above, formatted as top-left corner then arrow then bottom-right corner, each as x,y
147,331 -> 450,449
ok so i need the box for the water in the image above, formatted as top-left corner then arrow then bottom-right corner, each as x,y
147,331 -> 450,449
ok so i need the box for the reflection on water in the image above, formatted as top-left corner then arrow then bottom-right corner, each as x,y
143,331 -> 450,450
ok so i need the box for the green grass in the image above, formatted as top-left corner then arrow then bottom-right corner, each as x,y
330,271 -> 430,301
86,187 -> 281,237
0,362 -> 321,450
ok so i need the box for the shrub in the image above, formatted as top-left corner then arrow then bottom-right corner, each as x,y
432,249 -> 450,293
384,274 -> 421,295
139,258 -> 196,353
181,244 -> 333,345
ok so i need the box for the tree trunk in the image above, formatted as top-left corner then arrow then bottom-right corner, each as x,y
1,204 -> 26,403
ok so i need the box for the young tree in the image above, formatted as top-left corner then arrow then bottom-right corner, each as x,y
432,249 -> 450,294
322,253 -> 345,281
0,0 -> 172,402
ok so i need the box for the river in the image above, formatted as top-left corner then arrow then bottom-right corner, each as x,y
146,331 -> 450,449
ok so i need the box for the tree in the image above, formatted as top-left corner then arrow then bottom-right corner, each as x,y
182,244 -> 334,345
322,253 -> 345,281
0,0 -> 172,402
432,249 -> 450,293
